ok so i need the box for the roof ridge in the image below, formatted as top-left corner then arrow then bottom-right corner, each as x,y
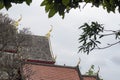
24,61 -> 77,69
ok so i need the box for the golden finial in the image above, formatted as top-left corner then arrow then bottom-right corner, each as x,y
54,55 -> 57,61
45,25 -> 53,38
12,15 -> 22,27
77,58 -> 81,66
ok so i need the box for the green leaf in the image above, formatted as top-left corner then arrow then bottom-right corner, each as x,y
45,4 -> 51,13
96,41 -> 101,44
48,8 -> 57,18
40,0 -> 47,6
62,0 -> 70,6
91,65 -> 94,69
4,1 -> 12,10
25,0 -> 32,5
57,5 -> 66,18
99,35 -> 104,38
0,2 -> 4,9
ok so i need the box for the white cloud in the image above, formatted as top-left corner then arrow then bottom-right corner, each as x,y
111,55 -> 120,66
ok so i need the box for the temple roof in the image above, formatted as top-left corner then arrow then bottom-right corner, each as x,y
21,35 -> 54,62
22,62 -> 100,80
23,62 -> 81,80
0,34 -> 55,63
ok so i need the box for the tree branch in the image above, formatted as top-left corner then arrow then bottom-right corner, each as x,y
95,41 -> 120,49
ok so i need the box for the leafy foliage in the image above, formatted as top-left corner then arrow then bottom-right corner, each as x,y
0,13 -> 21,80
41,0 -> 120,18
85,65 -> 103,80
0,0 -> 120,18
86,65 -> 96,75
40,0 -> 82,18
40,0 -> 67,18
79,21 -> 120,54
78,22 -> 104,54
0,0 -> 32,10
0,13 -> 32,80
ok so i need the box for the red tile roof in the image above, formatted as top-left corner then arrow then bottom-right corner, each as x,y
23,62 -> 81,80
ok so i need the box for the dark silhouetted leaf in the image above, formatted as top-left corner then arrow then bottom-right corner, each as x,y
62,0 -> 70,6
25,0 -> 32,5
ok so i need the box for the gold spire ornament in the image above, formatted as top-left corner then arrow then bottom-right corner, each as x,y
45,25 -> 53,38
77,58 -> 81,66
12,15 -> 22,27
54,55 -> 57,61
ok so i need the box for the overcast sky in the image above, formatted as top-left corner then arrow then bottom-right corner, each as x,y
1,1 -> 120,80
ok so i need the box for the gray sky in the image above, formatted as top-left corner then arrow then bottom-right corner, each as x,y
1,1 -> 120,80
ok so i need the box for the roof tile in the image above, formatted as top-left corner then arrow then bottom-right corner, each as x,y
23,63 -> 81,80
